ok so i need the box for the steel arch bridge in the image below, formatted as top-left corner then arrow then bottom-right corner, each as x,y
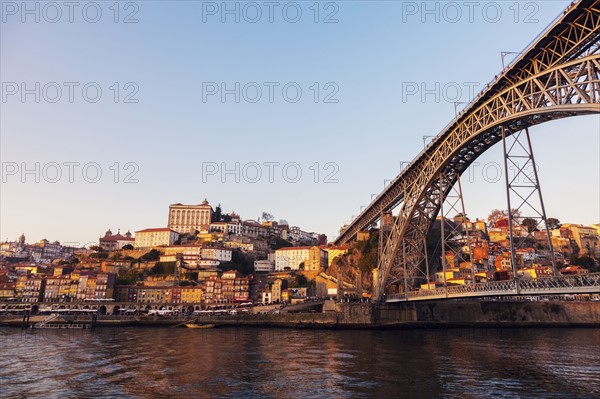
334,0 -> 600,302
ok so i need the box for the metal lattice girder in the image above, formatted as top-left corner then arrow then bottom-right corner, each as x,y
501,0 -> 600,86
502,127 -> 558,275
335,0 -> 600,247
385,272 -> 600,302
439,174 -> 475,285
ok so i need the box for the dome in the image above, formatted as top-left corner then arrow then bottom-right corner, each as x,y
105,229 -> 113,236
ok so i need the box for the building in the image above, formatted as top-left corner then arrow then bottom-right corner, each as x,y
160,244 -> 204,268
271,279 -> 282,303
221,270 -> 250,303
168,199 -> 213,234
99,229 -> 135,251
274,246 -> 310,271
181,286 -> 203,304
134,228 -> 179,248
203,275 -> 223,304
201,248 -> 233,262
0,282 -> 16,299
561,224 -> 600,257
324,245 -> 349,267
304,247 -> 328,273
254,260 -> 274,273
22,277 -> 45,302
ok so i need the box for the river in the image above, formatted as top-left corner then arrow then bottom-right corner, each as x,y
1,327 -> 599,398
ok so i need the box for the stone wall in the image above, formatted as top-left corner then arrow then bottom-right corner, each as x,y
377,301 -> 600,326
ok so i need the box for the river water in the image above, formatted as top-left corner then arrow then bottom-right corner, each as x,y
1,327 -> 599,398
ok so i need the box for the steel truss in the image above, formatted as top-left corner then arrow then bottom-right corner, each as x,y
501,127 -> 557,277
386,272 -> 600,302
336,0 -> 600,247
439,175 -> 475,287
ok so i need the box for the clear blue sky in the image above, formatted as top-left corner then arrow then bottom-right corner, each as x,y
1,0 -> 598,246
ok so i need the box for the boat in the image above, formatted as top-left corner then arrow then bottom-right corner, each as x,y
184,323 -> 216,329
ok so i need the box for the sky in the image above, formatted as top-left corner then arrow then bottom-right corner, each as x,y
1,0 -> 599,246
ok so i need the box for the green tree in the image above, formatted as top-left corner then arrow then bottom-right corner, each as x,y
547,218 -> 562,230
522,218 -> 539,233
141,249 -> 161,262
572,256 -> 599,272
122,244 -> 134,250
271,237 -> 293,250
262,212 -> 274,222
289,275 -> 308,288
90,252 -> 109,259
212,204 -> 223,222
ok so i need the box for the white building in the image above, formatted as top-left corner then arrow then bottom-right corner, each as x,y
275,246 -> 312,271
202,248 -> 233,262
134,228 -> 179,248
210,221 -> 243,236
254,260 -> 274,273
168,199 -> 213,234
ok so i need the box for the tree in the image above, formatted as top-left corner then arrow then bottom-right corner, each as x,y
141,249 -> 161,262
271,237 -> 293,250
572,256 -> 599,272
289,275 -> 308,288
122,244 -> 134,250
521,218 -> 539,233
90,252 -> 109,259
212,204 -> 223,222
262,212 -> 274,222
487,209 -> 522,227
547,218 -> 561,230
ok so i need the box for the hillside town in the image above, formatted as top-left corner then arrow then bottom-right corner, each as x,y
0,199 -> 599,310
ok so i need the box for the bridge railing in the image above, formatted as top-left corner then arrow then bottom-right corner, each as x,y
519,273 -> 600,291
386,273 -> 600,302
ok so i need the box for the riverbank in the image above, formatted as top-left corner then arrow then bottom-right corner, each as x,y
2,300 -> 600,329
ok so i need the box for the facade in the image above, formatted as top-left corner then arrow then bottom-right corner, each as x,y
275,246 -> 325,271
168,199 -> 213,234
221,270 -> 250,302
134,228 -> 179,248
203,276 -> 223,304
201,248 -> 233,262
254,260 -> 274,273
0,282 -> 16,299
561,224 -> 600,257
22,277 -> 45,302
181,286 -> 203,304
325,245 -> 349,267
271,279 -> 282,303
304,247 -> 328,272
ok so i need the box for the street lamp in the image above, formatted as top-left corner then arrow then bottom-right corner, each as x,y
501,51 -> 524,69
453,101 -> 467,117
423,136 -> 435,147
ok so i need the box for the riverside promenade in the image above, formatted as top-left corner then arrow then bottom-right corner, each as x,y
2,300 -> 600,329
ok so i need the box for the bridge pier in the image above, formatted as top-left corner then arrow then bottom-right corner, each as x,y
501,126 -> 558,278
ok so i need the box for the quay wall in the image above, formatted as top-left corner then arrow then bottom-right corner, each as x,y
376,301 -> 600,327
2,301 -> 600,328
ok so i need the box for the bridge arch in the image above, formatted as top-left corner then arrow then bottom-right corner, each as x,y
374,55 -> 600,297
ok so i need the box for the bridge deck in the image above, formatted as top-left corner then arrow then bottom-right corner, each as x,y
386,273 -> 600,302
